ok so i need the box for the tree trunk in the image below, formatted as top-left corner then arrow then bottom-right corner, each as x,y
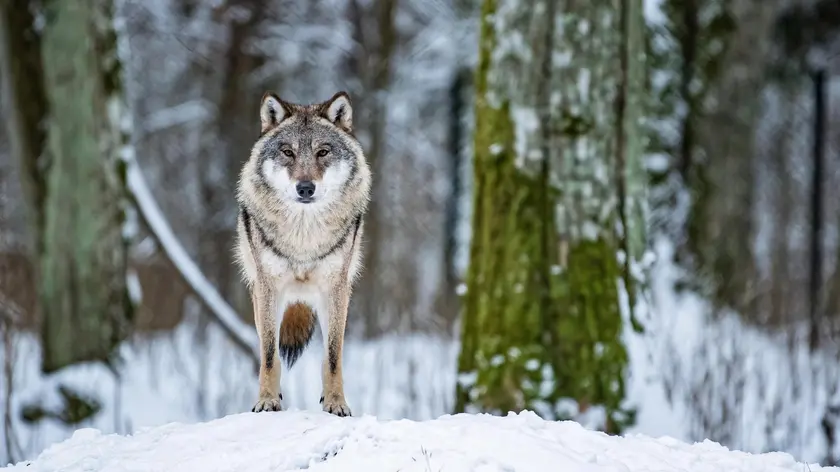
455,0 -> 554,417
456,0 -> 644,434
346,0 -> 399,338
433,68 -> 470,334
0,0 -> 49,257
658,0 -> 777,318
201,0 -> 267,321
36,0 -> 132,372
549,0 -> 645,434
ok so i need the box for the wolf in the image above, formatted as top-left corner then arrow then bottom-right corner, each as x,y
234,91 -> 371,417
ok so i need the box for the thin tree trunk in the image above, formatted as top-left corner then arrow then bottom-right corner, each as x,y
617,0 -> 648,327
680,0 -> 776,316
347,0 -> 400,339
202,0 -> 267,321
434,68 -> 470,334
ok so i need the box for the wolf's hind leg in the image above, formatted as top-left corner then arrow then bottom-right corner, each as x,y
252,279 -> 282,412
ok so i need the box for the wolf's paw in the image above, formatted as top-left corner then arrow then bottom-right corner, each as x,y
320,394 -> 351,417
251,393 -> 283,413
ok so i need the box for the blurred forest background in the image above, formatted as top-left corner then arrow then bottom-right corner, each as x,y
2,0 -> 840,467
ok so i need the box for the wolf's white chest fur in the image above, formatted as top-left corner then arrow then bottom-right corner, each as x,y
258,209 -> 347,279
258,246 -> 345,350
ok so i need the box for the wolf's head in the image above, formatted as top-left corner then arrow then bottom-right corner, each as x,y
247,91 -> 367,209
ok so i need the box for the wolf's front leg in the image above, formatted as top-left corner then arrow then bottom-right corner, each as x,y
319,282 -> 351,417
251,279 -> 282,412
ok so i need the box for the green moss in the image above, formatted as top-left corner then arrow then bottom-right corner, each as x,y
551,237 -> 633,433
456,95 -> 552,413
456,0 -> 554,414
101,31 -> 122,97
557,109 -> 594,137
21,384 -> 102,426
457,0 -> 639,435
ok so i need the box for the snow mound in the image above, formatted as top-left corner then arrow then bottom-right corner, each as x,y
3,411 -> 833,472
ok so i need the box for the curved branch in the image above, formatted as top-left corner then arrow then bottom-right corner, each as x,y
125,157 -> 259,369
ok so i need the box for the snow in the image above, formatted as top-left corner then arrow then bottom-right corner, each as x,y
510,105 -> 541,168
4,410 -> 833,472
0,324 -> 458,463
635,239 -> 840,462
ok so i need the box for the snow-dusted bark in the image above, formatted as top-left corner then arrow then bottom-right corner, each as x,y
455,0 -> 556,420
36,0 -> 132,372
548,0 -> 646,434
456,0 -> 645,433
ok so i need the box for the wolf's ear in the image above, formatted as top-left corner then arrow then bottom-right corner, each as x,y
260,92 -> 291,133
321,92 -> 353,132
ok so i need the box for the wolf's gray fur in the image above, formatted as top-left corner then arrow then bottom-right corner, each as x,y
234,91 -> 371,416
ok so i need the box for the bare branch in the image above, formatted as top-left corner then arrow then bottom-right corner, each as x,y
124,155 -> 259,369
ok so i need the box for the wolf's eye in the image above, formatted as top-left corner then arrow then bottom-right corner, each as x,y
316,149 -> 329,158
282,149 -> 294,158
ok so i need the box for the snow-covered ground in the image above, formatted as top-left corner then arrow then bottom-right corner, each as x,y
4,410 -> 832,472
0,325 -> 459,464
4,240 -> 837,466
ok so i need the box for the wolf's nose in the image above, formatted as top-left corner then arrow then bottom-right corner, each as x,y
296,181 -> 316,200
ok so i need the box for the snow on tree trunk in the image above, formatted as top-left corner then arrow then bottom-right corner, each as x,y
38,0 -> 132,373
549,0 -> 644,434
456,0 -> 644,434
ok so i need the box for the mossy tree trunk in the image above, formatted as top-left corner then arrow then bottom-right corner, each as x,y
456,0 -> 646,434
37,0 -> 133,373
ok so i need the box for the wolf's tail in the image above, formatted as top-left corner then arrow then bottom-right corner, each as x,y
278,302 -> 316,369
